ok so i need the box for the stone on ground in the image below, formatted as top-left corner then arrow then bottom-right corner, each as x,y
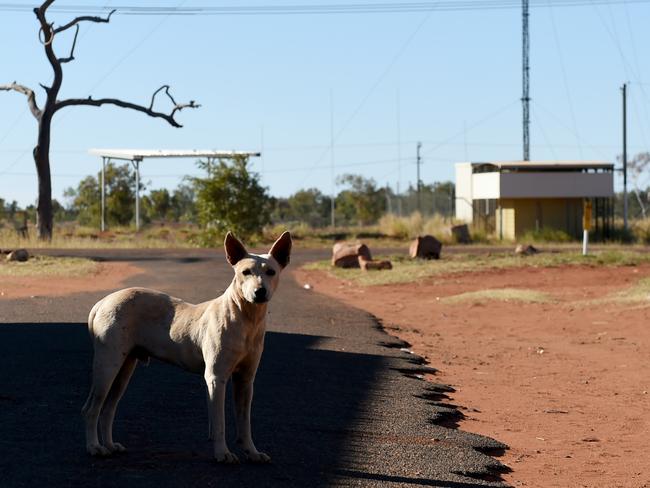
515,244 -> 539,256
450,224 -> 471,244
332,242 -> 372,268
409,235 -> 442,260
358,255 -> 392,271
6,249 -> 29,262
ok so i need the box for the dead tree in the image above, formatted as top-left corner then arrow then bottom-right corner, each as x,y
0,1 -> 199,240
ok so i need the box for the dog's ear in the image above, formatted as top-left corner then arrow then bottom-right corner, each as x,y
269,231 -> 292,268
224,232 -> 248,266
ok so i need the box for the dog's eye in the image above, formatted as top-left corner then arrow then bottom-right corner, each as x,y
242,269 -> 252,276
266,269 -> 276,277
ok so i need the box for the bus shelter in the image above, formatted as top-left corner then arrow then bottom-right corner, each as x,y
88,149 -> 261,231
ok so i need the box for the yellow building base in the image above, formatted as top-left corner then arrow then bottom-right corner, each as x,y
496,198 -> 583,240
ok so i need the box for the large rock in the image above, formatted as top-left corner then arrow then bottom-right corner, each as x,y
332,242 -> 372,268
6,248 -> 29,262
409,235 -> 442,260
358,255 -> 392,271
450,224 -> 471,244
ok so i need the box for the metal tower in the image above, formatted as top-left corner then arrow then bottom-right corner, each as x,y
522,0 -> 530,161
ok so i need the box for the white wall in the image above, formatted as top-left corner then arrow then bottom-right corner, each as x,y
472,172 -> 501,199
455,163 -> 474,222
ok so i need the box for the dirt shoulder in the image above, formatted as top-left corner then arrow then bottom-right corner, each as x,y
0,261 -> 142,299
295,264 -> 650,488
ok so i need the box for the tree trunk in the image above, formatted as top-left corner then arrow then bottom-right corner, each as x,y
34,115 -> 53,240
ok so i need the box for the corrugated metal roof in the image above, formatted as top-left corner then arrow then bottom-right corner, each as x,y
88,149 -> 261,161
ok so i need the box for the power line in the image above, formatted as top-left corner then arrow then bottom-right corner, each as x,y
298,6 -> 434,186
1,1 -> 648,15
531,105 -> 559,159
421,99 -> 519,158
547,0 -> 583,158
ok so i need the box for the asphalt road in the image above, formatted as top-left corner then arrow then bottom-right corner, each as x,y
0,247 -> 509,487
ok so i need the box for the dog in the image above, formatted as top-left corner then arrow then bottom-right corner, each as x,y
82,231 -> 291,463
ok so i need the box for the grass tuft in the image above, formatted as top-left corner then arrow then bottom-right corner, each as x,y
0,255 -> 99,278
443,288 -> 551,305
304,250 -> 650,287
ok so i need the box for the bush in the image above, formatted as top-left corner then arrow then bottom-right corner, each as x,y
520,227 -> 573,243
378,212 -> 456,241
192,156 -> 271,241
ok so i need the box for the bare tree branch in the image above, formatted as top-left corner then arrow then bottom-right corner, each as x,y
54,86 -> 200,128
0,82 -> 42,119
53,9 -> 115,34
58,24 -> 79,63
34,4 -> 61,99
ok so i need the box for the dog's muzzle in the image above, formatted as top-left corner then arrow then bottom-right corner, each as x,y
253,288 -> 268,303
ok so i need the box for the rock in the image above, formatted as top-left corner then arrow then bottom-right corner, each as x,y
7,249 -> 29,262
6,249 -> 29,262
332,242 -> 372,268
515,244 -> 539,256
450,224 -> 471,244
358,255 -> 392,271
409,235 -> 442,260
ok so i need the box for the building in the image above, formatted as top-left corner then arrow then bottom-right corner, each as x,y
455,161 -> 615,240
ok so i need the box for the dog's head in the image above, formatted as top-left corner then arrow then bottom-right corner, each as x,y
224,231 -> 292,304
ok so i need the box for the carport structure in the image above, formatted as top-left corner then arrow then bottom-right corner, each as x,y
88,149 -> 261,231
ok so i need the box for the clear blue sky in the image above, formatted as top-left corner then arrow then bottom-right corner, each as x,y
1,0 -> 649,207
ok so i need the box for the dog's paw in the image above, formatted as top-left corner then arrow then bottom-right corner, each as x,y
87,444 -> 112,457
215,451 -> 239,464
107,442 -> 127,453
245,451 -> 271,463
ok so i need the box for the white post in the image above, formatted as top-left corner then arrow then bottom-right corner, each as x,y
134,159 -> 140,231
582,199 -> 592,256
101,157 -> 106,232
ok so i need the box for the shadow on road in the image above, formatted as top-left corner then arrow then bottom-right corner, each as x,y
0,322 -> 422,487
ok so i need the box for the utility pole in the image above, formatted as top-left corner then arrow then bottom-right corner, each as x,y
416,141 -> 422,212
622,83 -> 628,231
330,89 -> 336,228
522,0 -> 530,161
396,89 -> 402,216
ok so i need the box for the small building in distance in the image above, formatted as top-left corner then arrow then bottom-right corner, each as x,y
455,161 -> 615,240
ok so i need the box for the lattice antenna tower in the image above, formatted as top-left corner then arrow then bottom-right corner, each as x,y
522,0 -> 530,160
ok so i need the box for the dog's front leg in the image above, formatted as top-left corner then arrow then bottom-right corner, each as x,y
233,371 -> 271,463
204,369 -> 238,463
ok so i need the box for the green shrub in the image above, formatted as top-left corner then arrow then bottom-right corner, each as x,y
520,227 -> 573,243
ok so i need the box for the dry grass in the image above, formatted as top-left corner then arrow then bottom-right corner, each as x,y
443,288 -> 551,305
0,224 -> 200,249
378,212 -> 461,241
304,250 -> 650,287
0,255 -> 99,277
587,276 -> 650,306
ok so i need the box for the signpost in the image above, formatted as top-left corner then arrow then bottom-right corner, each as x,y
583,199 -> 592,256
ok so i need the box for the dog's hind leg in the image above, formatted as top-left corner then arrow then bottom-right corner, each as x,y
99,355 -> 137,453
82,346 -> 125,456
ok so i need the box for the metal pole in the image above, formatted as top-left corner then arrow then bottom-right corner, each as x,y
622,83 -> 628,231
134,159 -> 140,231
330,89 -> 335,228
100,157 -> 106,232
416,142 -> 422,212
396,89 -> 402,216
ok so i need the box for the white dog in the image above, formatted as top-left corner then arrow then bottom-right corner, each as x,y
82,231 -> 291,463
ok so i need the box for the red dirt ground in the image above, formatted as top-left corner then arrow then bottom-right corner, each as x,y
0,261 -> 142,299
295,264 -> 650,488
